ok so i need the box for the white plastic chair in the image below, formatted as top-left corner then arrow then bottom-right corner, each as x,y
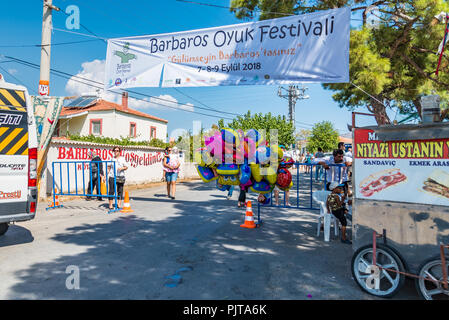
312,190 -> 339,242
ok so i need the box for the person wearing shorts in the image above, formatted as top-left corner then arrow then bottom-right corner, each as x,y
163,147 -> 180,200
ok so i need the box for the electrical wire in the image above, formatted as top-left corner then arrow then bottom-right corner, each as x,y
51,27 -> 109,41
3,56 -> 235,120
3,55 -> 229,114
57,10 -> 107,44
350,82 -> 389,109
175,0 -> 365,20
173,88 -> 243,117
176,0 -> 297,17
0,39 -> 100,48
0,65 -> 38,95
4,56 -> 323,127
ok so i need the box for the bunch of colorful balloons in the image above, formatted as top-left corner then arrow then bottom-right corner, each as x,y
195,128 -> 295,194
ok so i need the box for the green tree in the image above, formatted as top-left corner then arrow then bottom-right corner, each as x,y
176,127 -> 208,162
230,0 -> 449,124
218,110 -> 295,146
295,128 -> 312,141
306,121 -> 339,152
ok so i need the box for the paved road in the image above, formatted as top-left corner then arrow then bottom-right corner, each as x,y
0,180 -> 421,299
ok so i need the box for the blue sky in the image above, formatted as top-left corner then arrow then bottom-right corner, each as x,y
0,0 -> 396,139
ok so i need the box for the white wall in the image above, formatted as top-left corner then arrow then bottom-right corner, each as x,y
114,111 -> 167,142
58,110 -> 167,142
39,139 -> 197,200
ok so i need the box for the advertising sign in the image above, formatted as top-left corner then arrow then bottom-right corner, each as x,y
354,129 -> 449,206
56,146 -> 165,168
104,7 -> 350,89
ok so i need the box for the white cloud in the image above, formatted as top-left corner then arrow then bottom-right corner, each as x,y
127,94 -> 195,112
65,59 -> 120,103
142,94 -> 195,112
66,59 -> 194,113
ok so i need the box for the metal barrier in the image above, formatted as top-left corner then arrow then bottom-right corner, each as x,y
256,162 -> 348,226
46,160 -> 120,213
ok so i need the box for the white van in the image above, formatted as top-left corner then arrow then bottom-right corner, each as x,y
0,75 -> 38,235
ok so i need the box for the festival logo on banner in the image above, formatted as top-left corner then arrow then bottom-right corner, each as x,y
354,129 -> 449,206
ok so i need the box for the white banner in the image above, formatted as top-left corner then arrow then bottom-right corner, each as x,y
104,8 -> 350,89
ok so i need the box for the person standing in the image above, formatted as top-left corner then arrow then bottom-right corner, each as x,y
305,152 -> 312,173
108,146 -> 128,210
314,147 -> 325,181
299,153 -> 306,173
86,150 -> 104,201
238,186 -> 247,207
163,146 -> 181,199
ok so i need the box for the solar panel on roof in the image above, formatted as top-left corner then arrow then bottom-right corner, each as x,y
64,97 -> 84,107
65,96 -> 98,108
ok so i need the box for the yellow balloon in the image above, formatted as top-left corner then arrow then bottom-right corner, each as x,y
265,166 -> 277,184
250,163 -> 263,182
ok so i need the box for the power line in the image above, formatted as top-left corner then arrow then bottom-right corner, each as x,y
3,56 -> 238,116
57,9 -> 107,44
51,27 -> 109,41
7,55 -> 312,124
1,57 -> 346,129
175,0 -> 295,17
4,56 -> 234,120
176,0 -> 365,20
173,88 -> 243,117
0,39 -> 99,48
0,65 -> 38,95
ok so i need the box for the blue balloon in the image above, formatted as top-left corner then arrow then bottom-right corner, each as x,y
239,164 -> 251,185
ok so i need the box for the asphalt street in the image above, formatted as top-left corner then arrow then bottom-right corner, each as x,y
0,179 -> 421,300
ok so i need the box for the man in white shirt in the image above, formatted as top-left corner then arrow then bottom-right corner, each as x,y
345,147 -> 353,159
318,149 -> 352,196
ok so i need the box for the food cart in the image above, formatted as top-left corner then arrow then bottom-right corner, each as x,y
350,110 -> 449,300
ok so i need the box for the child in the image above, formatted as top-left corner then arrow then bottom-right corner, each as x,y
326,181 -> 351,244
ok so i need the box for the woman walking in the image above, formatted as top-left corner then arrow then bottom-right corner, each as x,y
163,146 -> 180,199
108,146 -> 128,210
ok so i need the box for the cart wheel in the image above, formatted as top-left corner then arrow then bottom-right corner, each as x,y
415,255 -> 449,300
351,244 -> 405,298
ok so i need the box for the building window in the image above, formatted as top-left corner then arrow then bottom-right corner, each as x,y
89,119 -> 102,136
129,122 -> 136,137
150,126 -> 156,139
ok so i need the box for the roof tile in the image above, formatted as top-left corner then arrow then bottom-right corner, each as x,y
60,99 -> 168,123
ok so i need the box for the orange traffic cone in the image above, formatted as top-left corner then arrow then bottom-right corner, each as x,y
120,191 -> 133,213
240,200 -> 256,229
49,188 -> 60,207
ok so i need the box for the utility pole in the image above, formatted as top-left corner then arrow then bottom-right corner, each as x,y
39,0 -> 60,96
277,84 -> 309,131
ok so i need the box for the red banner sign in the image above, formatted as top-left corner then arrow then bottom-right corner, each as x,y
57,147 -> 164,168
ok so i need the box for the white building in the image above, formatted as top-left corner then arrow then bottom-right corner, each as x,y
56,92 -> 168,142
